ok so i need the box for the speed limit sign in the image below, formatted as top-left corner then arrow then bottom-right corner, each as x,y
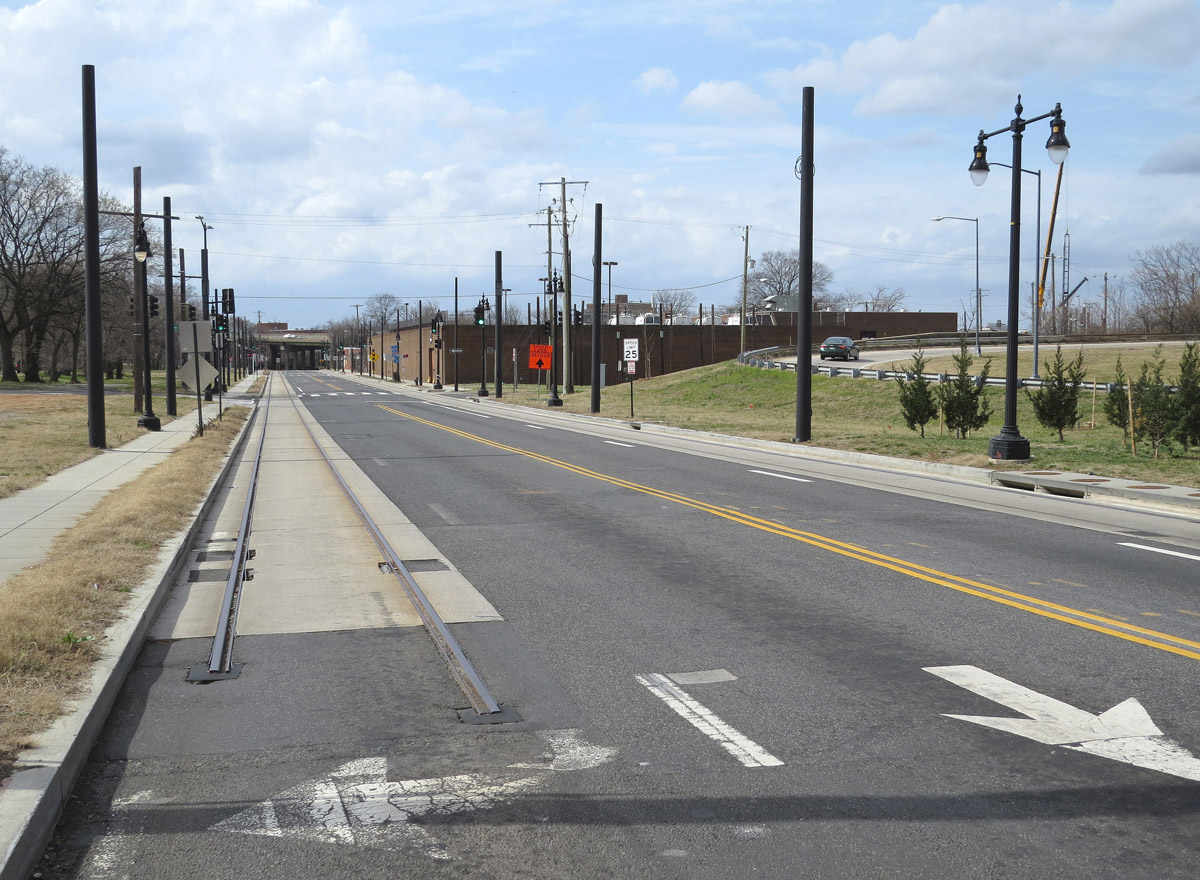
623,339 -> 639,361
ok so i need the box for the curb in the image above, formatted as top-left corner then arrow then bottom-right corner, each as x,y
0,407 -> 258,880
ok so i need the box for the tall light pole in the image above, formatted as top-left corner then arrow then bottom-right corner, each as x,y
134,222 -> 160,430
602,260 -> 618,324
969,96 -> 1070,461
932,216 -> 981,354
990,161 -> 1043,377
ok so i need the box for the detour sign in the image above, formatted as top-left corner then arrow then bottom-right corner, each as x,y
528,344 -> 552,370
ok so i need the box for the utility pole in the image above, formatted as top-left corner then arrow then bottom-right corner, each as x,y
740,226 -> 750,353
539,177 -> 587,393
1103,272 -> 1109,333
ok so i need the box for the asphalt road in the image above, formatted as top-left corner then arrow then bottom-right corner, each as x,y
39,370 -> 1200,879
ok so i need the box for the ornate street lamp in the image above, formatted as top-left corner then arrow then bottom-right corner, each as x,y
970,97 -> 1069,460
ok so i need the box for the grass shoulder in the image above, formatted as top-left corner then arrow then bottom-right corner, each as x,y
492,359 -> 1198,486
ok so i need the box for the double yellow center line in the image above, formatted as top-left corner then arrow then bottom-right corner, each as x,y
378,404 -> 1200,663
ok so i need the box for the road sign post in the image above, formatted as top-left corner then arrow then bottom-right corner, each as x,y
623,339 -> 639,417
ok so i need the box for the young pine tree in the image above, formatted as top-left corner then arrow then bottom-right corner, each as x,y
896,350 -> 939,437
1173,342 -> 1200,453
1103,356 -> 1130,439
1025,345 -> 1086,441
936,338 -> 993,439
1132,346 -> 1180,459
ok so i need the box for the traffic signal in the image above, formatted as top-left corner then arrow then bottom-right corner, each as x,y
542,320 -> 550,336
434,339 -> 443,350
473,304 -> 485,326
221,288 -> 235,314
148,295 -> 160,318
556,310 -> 563,327
573,306 -> 582,327
128,295 -> 135,316
186,304 -> 197,321
213,313 -> 227,332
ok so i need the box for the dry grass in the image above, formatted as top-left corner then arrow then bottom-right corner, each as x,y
0,384 -> 200,500
0,408 -> 247,780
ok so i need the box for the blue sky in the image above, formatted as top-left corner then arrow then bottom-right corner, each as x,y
1,0 -> 1198,329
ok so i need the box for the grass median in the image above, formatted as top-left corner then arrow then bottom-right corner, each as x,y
0,406 -> 248,782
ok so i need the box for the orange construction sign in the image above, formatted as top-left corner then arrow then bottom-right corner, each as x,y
528,344 -> 552,370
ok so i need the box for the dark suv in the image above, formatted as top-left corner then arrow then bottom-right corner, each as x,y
819,336 -> 860,360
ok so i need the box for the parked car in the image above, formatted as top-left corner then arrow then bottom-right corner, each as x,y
818,336 -> 860,360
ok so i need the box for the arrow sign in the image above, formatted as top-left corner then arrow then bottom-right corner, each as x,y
926,665 -> 1200,782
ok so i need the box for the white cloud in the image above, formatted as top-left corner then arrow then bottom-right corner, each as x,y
636,67 -> 678,93
1142,135 -> 1200,174
682,80 -> 781,119
764,0 -> 1200,116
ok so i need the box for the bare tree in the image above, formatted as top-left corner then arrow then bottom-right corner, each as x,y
653,288 -> 696,320
1129,241 -> 1200,333
837,285 -> 908,312
365,292 -> 402,330
744,249 -> 834,310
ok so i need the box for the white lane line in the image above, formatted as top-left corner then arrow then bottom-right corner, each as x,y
418,400 -> 491,418
636,673 -> 783,768
750,469 -> 812,483
604,441 -> 636,448
525,425 -> 546,430
1118,543 -> 1200,562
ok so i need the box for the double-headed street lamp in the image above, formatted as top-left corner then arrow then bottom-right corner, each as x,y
969,96 -> 1069,461
134,222 -> 160,431
932,216 -> 981,355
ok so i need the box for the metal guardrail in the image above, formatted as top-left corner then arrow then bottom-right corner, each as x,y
738,347 -> 1179,393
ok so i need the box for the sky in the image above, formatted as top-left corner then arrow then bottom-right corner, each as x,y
1,0 -> 1198,330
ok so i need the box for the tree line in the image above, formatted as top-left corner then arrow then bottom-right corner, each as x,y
0,147 -> 182,384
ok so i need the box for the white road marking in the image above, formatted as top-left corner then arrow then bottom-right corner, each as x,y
669,669 -> 738,685
421,399 -> 491,418
604,440 -> 636,448
926,664 -> 1200,782
208,731 -> 615,860
1117,542 -> 1200,563
750,469 -> 813,483
525,424 -> 546,430
636,673 -> 783,768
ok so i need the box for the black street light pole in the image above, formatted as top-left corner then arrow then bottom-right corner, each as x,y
134,222 -> 160,430
970,95 -> 1069,461
990,161 -> 1043,377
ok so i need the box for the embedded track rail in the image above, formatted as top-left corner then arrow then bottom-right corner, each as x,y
189,372 -> 502,718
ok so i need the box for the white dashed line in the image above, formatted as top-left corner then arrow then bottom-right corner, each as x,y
750,469 -> 812,483
1117,543 -> 1200,562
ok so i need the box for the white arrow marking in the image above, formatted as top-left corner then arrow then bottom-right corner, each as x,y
926,665 -> 1200,782
209,730 -> 615,859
